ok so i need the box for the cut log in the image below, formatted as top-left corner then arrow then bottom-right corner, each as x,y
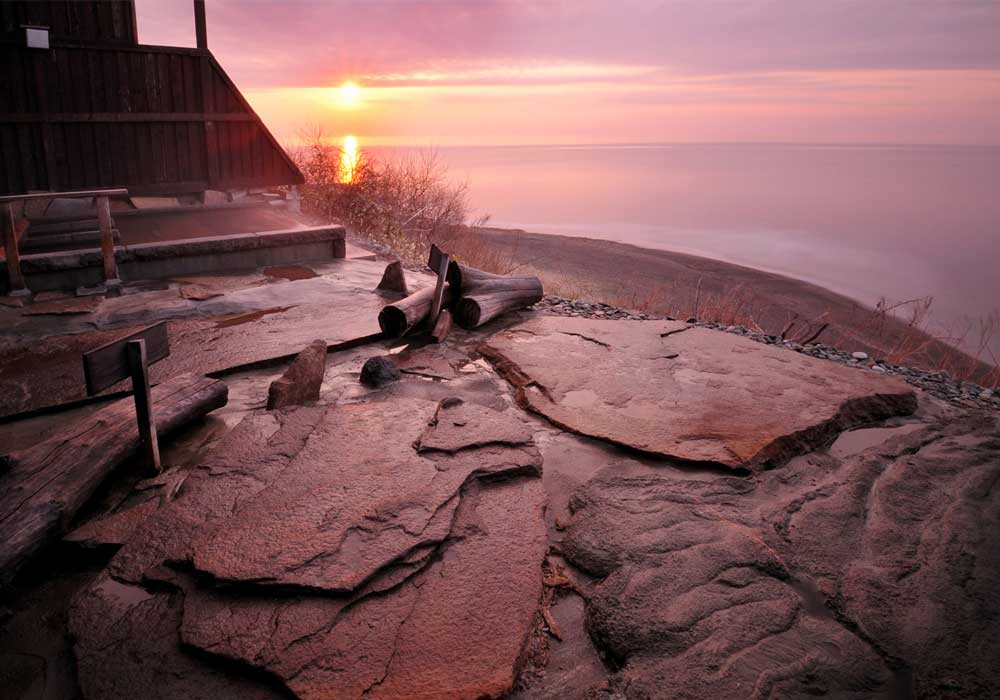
446,262 -> 543,329
0,373 -> 227,586
431,309 -> 453,343
378,284 -> 455,337
375,260 -> 408,294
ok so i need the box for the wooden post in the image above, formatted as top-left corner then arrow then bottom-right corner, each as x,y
96,195 -> 120,289
126,339 -> 161,472
428,251 -> 451,327
194,0 -> 208,50
2,203 -> 28,296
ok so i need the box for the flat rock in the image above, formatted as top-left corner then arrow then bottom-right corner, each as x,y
69,574 -> 287,700
417,397 -> 533,453
22,296 -> 103,315
182,478 -> 548,700
562,413 -> 1000,699
100,398 -> 548,700
482,317 -> 916,469
189,398 -> 541,592
266,339 -> 327,409
178,284 -> 224,301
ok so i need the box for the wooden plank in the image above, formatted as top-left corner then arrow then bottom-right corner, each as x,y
2,203 -> 27,293
0,112 -> 257,123
0,373 -> 228,586
83,321 -> 169,395
429,249 -> 451,327
96,195 -> 120,283
127,339 -> 161,472
0,188 -> 128,204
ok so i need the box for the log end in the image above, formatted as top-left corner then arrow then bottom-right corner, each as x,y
454,298 -> 482,330
378,305 -> 409,337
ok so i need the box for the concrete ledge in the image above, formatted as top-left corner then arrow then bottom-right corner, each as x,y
3,226 -> 346,293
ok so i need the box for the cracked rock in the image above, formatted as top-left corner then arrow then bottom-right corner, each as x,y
481,317 -> 916,470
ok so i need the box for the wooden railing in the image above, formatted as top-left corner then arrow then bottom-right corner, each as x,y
1,188 -> 128,296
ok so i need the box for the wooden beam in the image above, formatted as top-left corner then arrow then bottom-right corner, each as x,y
428,245 -> 450,327
0,188 -> 128,204
194,0 -> 208,50
0,112 -> 258,124
2,203 -> 28,296
0,373 -> 227,586
96,195 -> 120,285
127,339 -> 161,472
83,322 -> 170,396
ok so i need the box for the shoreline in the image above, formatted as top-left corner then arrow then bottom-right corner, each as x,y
466,225 -> 997,384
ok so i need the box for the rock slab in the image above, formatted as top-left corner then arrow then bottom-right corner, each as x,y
561,414 -> 1000,699
80,398 -> 548,700
482,317 -> 916,469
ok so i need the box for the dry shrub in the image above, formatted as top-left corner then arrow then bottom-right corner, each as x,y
291,131 -> 520,272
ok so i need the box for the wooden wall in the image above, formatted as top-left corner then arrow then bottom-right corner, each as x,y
0,2 -> 303,197
0,1 -> 137,45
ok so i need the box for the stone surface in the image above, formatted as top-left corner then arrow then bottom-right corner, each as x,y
266,339 -> 327,409
96,397 -> 547,700
182,478 -> 547,700
482,317 -> 916,469
190,398 -> 541,592
417,396 -> 533,453
561,413 -> 1000,699
360,355 -> 402,387
22,296 -> 103,315
69,574 -> 287,700
178,283 -> 223,301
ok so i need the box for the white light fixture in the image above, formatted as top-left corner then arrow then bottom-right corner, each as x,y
24,26 -> 50,50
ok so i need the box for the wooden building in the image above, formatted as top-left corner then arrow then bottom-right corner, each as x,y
0,0 -> 304,197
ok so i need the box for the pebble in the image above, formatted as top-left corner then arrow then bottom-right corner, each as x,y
532,294 -> 999,411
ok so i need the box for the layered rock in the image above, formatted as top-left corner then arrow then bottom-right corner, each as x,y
562,414 -> 1000,699
481,317 -> 916,470
73,397 -> 548,700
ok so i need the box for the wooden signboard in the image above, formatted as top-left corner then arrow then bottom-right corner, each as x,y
82,321 -> 170,471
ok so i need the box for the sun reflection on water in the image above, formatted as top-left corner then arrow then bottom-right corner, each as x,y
339,135 -> 360,183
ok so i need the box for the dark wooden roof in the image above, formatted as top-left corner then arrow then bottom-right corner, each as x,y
0,0 -> 304,196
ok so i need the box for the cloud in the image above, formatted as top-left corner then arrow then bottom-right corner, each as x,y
136,0 -> 1000,88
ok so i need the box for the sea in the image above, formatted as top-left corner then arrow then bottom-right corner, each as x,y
374,143 -> 1000,346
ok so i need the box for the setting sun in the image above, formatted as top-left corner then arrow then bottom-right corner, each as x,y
337,81 -> 361,107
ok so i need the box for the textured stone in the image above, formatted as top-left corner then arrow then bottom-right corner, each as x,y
178,284 -> 223,301
482,317 -> 916,470
417,397 -> 533,453
562,414 -> 1000,699
182,478 -> 548,700
266,339 -> 327,409
99,397 -> 547,700
69,574 -> 286,700
190,398 -> 541,592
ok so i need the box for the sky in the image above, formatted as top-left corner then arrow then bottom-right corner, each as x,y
134,0 -> 1000,147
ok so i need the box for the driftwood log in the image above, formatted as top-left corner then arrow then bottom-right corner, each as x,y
378,284 -> 456,337
448,262 -> 543,329
0,373 -> 227,585
431,309 -> 453,343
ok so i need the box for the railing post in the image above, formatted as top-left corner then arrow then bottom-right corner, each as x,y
96,195 -> 121,290
2,202 -> 29,297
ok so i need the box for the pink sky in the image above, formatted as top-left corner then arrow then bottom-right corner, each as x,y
135,0 -> 1000,146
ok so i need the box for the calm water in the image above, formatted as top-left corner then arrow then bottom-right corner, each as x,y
377,143 -> 999,339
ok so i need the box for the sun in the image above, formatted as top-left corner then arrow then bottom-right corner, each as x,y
338,81 -> 361,107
